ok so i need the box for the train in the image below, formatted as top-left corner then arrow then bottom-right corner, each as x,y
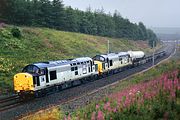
13,50 -> 166,98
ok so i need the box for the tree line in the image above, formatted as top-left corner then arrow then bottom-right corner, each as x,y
0,0 -> 158,47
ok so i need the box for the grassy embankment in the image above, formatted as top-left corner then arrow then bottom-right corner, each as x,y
0,25 -> 154,94
22,58 -> 180,120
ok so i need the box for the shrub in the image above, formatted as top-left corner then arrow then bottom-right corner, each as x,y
11,27 -> 22,38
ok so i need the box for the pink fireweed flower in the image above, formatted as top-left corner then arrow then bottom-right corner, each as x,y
96,104 -> 100,109
178,85 -> 180,90
97,110 -> 104,120
103,70 -> 179,112
103,102 -> 111,111
173,70 -> 178,76
64,114 -> 71,120
67,114 -> 71,120
170,90 -> 176,98
173,78 -> 179,87
64,116 -> 67,120
91,112 -> 96,120
113,108 -> 117,113
129,91 -> 132,95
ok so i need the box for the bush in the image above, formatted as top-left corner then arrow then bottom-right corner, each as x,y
11,27 -> 21,38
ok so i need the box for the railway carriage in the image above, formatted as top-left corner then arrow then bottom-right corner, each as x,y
127,51 -> 145,66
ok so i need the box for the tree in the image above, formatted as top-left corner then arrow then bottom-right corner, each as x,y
0,0 -> 157,46
147,29 -> 158,47
138,22 -> 148,40
0,0 -> 15,23
63,7 -> 79,32
0,0 -> 7,21
51,0 -> 65,29
30,0 -> 42,26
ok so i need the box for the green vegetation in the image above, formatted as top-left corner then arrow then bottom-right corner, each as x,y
0,25 -> 152,94
22,61 -> 180,120
63,61 -> 180,120
0,0 -> 157,46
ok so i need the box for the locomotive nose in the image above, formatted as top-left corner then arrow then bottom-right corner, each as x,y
14,73 -> 34,92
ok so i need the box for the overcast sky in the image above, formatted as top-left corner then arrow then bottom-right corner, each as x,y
63,0 -> 180,28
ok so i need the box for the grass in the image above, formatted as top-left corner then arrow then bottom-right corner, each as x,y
66,60 -> 180,120
20,107 -> 64,120
0,25 -> 154,94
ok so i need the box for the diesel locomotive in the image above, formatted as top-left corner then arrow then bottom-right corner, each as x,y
13,50 -> 165,98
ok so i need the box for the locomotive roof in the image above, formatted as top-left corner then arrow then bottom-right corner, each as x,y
98,52 -> 129,59
118,52 -> 129,56
72,57 -> 92,62
32,57 -> 92,69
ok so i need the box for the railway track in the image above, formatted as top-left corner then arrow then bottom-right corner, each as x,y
0,95 -> 23,112
0,95 -> 19,103
0,43 -> 176,120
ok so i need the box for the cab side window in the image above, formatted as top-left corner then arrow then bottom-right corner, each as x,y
50,71 -> 57,80
110,60 -> 113,66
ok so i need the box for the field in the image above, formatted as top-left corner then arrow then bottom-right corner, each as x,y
0,25 -> 155,94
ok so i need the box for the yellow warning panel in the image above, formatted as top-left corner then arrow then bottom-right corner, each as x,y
14,73 -> 34,92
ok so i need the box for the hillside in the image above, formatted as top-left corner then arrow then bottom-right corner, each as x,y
0,25 -> 154,94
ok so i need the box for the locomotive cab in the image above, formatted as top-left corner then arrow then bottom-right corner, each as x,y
22,65 -> 47,88
14,64 -> 47,96
14,73 -> 34,93
93,55 -> 109,75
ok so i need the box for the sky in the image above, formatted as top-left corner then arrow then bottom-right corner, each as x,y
63,0 -> 180,28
